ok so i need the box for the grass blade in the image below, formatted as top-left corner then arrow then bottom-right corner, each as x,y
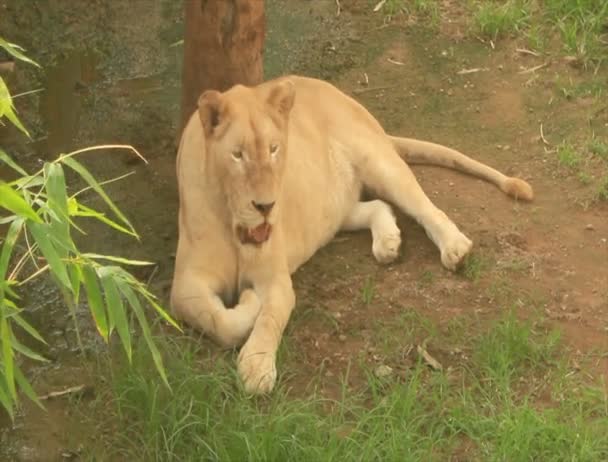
0,376 -> 14,420
72,203 -> 137,237
43,162 -> 70,244
82,265 -> 108,342
0,182 -> 41,223
10,333 -> 48,363
60,157 -> 138,238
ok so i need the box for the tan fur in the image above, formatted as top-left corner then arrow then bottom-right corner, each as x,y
170,75 -> 534,394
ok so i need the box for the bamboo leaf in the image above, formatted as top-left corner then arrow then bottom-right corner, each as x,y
0,377 -> 14,420
60,157 -> 138,238
0,77 -> 30,137
11,313 -> 46,345
1,316 -> 16,399
118,282 -> 170,389
72,203 -> 136,237
0,38 -> 40,67
27,222 -> 72,290
82,265 -> 108,342
0,182 -> 41,223
82,253 -> 155,267
99,268 -> 131,361
0,217 -> 23,283
68,264 -> 82,305
43,162 -> 70,244
14,365 -> 44,411
0,148 -> 27,176
10,334 -> 48,363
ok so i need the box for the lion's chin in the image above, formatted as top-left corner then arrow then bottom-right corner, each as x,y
236,223 -> 272,246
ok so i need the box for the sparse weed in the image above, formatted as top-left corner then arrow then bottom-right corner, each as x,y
588,136 -> 608,160
461,252 -> 489,282
472,0 -> 531,40
596,175 -> 608,201
557,141 -> 582,168
361,276 -> 375,305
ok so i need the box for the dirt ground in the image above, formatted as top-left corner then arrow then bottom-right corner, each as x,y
1,0 -> 607,459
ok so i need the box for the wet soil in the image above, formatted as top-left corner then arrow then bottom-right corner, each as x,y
1,0 -> 607,460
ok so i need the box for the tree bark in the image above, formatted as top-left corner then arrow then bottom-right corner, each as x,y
180,0 -> 265,131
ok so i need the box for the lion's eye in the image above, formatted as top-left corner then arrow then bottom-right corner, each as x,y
232,150 -> 243,161
270,144 -> 279,157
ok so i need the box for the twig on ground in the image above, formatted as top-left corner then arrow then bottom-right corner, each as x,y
352,84 -> 397,94
40,384 -> 92,400
387,58 -> 405,66
335,0 -> 341,17
540,123 -> 551,146
516,48 -> 541,57
457,67 -> 489,75
518,62 -> 549,74
417,345 -> 443,371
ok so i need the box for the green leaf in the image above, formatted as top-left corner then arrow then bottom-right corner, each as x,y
43,162 -> 70,244
72,203 -> 137,237
99,268 -> 131,361
10,334 -> 48,363
118,282 -> 170,389
1,316 -> 16,399
142,292 -> 181,331
11,313 -> 47,345
0,377 -> 15,420
82,265 -> 108,342
0,77 -> 30,137
68,264 -> 82,305
0,182 -> 41,223
14,365 -> 44,411
81,253 -> 155,267
61,157 -> 138,238
0,38 -> 40,67
27,222 -> 72,290
0,148 -> 27,176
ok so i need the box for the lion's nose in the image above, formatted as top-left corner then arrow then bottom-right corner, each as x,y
252,201 -> 275,215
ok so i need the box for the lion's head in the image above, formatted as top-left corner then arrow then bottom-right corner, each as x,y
197,79 -> 295,247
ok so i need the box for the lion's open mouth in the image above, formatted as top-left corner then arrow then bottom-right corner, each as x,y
237,223 -> 272,245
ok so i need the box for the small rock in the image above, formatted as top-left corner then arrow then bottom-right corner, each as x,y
374,364 -> 393,378
338,334 -> 346,342
585,224 -> 595,231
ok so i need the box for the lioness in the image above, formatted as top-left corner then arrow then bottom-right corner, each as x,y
170,75 -> 533,394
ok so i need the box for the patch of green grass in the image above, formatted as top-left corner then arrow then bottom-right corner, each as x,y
588,136 -> 608,160
596,175 -> 608,201
86,312 -> 608,461
469,0 -> 608,68
578,171 -> 593,185
557,141 -> 582,168
472,0 -> 531,40
418,269 -> 435,286
461,252 -> 490,282
361,276 -> 375,305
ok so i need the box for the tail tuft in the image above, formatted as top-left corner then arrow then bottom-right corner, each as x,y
502,177 -> 534,201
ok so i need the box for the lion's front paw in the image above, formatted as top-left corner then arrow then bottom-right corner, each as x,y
237,341 -> 277,395
372,232 -> 401,264
440,232 -> 473,271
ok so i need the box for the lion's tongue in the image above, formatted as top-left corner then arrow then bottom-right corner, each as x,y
249,223 -> 270,243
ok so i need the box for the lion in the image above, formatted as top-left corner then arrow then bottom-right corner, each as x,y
170,75 -> 533,394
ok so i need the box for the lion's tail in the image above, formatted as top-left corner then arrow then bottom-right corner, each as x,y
389,135 -> 534,202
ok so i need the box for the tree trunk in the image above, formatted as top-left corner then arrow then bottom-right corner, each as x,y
180,0 -> 265,131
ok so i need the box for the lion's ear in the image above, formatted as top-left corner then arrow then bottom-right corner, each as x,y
267,79 -> 295,117
198,90 -> 224,137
